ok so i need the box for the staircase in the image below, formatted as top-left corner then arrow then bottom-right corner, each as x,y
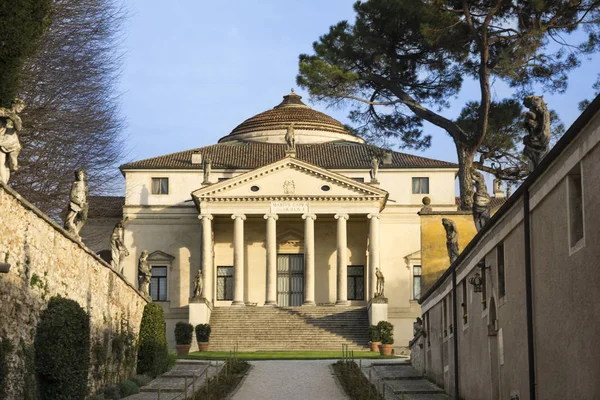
208,306 -> 370,351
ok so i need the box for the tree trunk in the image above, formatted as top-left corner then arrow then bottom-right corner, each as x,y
456,143 -> 476,211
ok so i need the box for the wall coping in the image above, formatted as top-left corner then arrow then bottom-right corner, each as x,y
0,181 -> 148,302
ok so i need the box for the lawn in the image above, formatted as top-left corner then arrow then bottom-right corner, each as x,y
185,350 -> 405,360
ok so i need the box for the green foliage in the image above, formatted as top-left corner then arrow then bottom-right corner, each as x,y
19,343 -> 37,400
130,374 -> 153,388
195,324 -> 211,343
376,321 -> 394,345
333,360 -> 384,400
368,325 -> 381,342
0,0 -> 52,106
167,351 -> 177,371
137,303 -> 169,377
118,380 -> 139,397
102,384 -> 120,400
174,322 -> 194,345
193,359 -> 250,400
0,338 -> 13,400
35,296 -> 90,400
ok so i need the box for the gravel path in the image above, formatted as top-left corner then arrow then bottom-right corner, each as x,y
231,360 -> 348,400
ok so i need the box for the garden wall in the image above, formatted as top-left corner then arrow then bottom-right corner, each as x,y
0,182 -> 148,399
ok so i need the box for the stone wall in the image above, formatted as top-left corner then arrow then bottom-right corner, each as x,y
0,182 -> 148,399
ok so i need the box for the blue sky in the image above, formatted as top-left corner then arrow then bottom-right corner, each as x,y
119,0 -> 600,169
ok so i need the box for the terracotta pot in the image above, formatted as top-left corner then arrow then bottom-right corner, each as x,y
369,341 -> 382,352
175,344 -> 191,356
198,342 -> 209,352
379,344 -> 393,356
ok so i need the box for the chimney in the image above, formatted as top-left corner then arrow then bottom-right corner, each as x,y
191,151 -> 202,165
382,150 -> 393,165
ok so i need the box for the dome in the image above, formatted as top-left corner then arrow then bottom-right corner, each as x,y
218,91 -> 365,144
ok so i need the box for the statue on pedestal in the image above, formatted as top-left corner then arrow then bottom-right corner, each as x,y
138,250 -> 151,297
64,170 -> 88,238
472,169 -> 491,232
522,95 -> 550,172
442,218 -> 459,264
285,123 -> 296,152
370,156 -> 380,183
0,99 -> 25,184
375,267 -> 385,297
192,269 -> 204,299
111,220 -> 129,274
413,317 -> 424,337
202,157 -> 212,185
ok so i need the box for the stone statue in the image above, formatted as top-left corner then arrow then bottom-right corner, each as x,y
522,95 -> 550,172
369,156 -> 380,183
375,267 -> 385,297
0,99 -> 25,184
285,123 -> 296,152
442,218 -> 459,264
203,157 -> 212,184
413,317 -> 424,337
493,177 -> 503,197
111,220 -> 129,274
64,170 -> 88,238
138,250 -> 151,297
192,269 -> 204,299
472,169 -> 491,232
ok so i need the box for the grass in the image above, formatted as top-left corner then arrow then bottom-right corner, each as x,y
185,350 -> 403,361
193,359 -> 250,400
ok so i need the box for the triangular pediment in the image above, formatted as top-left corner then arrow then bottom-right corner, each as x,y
191,157 -> 388,201
147,250 -> 175,261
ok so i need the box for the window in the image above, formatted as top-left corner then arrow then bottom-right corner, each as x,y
321,185 -> 331,192
462,281 -> 468,324
442,297 -> 448,337
497,243 -> 505,298
351,177 -> 365,183
567,165 -> 584,248
412,177 -> 429,194
217,266 -> 234,300
413,265 -> 422,300
347,266 -> 365,300
150,266 -> 167,301
151,178 -> 169,195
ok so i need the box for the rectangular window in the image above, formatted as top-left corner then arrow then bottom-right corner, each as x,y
150,266 -> 167,301
567,165 -> 584,248
497,243 -> 505,298
217,266 -> 234,301
442,298 -> 448,337
351,177 -> 365,183
347,266 -> 365,300
462,281 -> 468,325
412,177 -> 429,194
413,265 -> 422,300
151,177 -> 169,195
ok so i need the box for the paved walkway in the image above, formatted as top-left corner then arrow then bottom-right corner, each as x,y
231,360 -> 348,400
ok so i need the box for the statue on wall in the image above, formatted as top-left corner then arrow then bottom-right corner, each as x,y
522,95 -> 550,172
138,250 -> 151,297
64,170 -> 88,238
202,157 -> 212,185
285,122 -> 296,152
442,217 -> 459,264
0,99 -> 25,184
192,269 -> 204,299
369,156 -> 380,183
413,317 -> 424,337
111,220 -> 129,274
375,267 -> 385,297
472,169 -> 491,232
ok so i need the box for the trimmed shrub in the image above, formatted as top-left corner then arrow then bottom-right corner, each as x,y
102,384 -> 120,400
195,324 -> 211,342
368,325 -> 381,342
376,321 -> 394,345
0,338 -> 13,400
119,380 -> 139,397
174,322 -> 193,345
167,351 -> 177,370
136,303 -> 169,377
35,296 -> 90,400
130,374 -> 153,388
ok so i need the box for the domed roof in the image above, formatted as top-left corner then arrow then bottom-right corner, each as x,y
219,91 -> 362,144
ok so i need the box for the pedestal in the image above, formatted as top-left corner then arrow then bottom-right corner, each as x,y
189,298 -> 212,352
368,297 -> 388,326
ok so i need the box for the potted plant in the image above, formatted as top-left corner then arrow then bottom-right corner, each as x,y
195,323 -> 211,352
376,321 -> 394,356
368,325 -> 382,352
174,322 -> 194,356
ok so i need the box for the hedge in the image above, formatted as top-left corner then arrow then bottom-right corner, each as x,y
174,322 -> 193,345
136,303 -> 169,377
35,296 -> 90,400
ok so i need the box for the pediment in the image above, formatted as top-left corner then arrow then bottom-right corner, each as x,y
191,157 -> 388,201
147,250 -> 175,262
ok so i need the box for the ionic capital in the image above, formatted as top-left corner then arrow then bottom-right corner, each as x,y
367,213 -> 381,220
264,213 -> 279,221
302,213 -> 317,221
334,213 -> 349,220
231,214 -> 247,221
198,214 -> 213,221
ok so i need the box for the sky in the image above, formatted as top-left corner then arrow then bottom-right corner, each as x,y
119,0 -> 600,175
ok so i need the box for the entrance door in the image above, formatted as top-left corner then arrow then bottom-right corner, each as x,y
277,254 -> 304,306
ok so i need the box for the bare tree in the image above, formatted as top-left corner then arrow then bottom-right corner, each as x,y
10,0 -> 127,218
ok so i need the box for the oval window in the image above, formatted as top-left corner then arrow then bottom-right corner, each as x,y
250,185 -> 260,192
321,185 -> 331,192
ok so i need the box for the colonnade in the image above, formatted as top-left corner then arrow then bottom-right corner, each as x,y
198,212 -> 381,306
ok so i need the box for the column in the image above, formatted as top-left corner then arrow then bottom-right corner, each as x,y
335,213 -> 349,305
303,213 -> 317,306
231,214 -> 246,306
368,213 -> 381,300
264,213 -> 278,306
199,214 -> 214,303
